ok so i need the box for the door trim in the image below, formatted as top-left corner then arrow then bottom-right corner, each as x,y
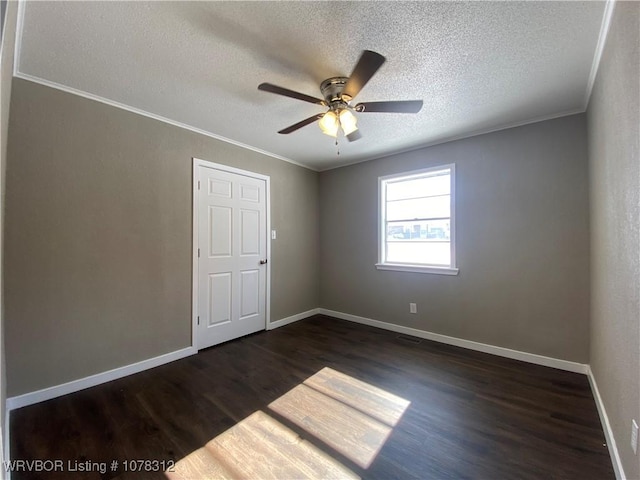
192,158 -> 271,350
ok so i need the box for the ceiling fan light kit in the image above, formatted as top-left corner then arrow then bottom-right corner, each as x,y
318,76 -> 358,138
339,109 -> 358,136
258,50 -> 423,143
318,110 -> 339,137
318,109 -> 358,138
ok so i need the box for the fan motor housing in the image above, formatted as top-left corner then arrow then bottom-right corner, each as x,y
320,77 -> 350,106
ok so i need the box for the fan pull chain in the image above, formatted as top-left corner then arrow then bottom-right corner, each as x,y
335,136 -> 340,156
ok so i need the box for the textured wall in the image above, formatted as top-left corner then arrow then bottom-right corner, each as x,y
1,0 -> 18,465
320,114 -> 590,363
587,2 -> 640,478
5,79 -> 319,397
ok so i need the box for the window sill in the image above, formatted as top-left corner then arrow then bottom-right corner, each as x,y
375,263 -> 459,275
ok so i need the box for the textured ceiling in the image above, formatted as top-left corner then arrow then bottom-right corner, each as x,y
17,1 -> 605,170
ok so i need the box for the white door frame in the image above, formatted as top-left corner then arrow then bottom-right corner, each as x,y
191,158 -> 271,350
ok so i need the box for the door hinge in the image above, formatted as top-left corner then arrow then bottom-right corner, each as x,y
198,248 -> 200,257
198,180 -> 201,190
197,316 -> 200,325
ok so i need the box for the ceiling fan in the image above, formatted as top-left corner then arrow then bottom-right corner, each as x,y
258,50 -> 423,142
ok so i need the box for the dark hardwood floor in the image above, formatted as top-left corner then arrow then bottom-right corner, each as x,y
10,315 -> 614,479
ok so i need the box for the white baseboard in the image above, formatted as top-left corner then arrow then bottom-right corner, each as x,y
2,307 -> 619,480
6,346 -> 196,411
267,308 -> 320,330
0,408 -> 11,480
587,366 -> 625,480
2,409 -> 7,480
6,306 -> 323,411
318,309 -> 589,374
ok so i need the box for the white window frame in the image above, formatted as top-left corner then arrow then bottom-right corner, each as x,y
376,164 -> 459,275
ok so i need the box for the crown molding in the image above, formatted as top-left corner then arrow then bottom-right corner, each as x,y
584,0 -> 617,109
12,0 -> 25,77
13,72 -> 316,172
319,107 -> 585,172
12,0 -> 604,174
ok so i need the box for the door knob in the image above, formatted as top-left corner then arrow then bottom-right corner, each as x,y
259,259 -> 268,265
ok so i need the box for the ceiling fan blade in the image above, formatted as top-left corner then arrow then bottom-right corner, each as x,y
346,130 -> 362,142
278,114 -> 324,134
342,50 -> 386,101
355,100 -> 423,113
258,83 -> 325,105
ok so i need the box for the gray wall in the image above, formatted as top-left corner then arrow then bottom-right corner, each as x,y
320,114 -> 590,363
587,2 -> 640,478
5,78 -> 319,397
0,0 -> 18,467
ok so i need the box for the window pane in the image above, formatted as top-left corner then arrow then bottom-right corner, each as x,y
379,165 -> 455,270
387,195 -> 450,221
386,219 -> 451,241
386,242 -> 451,265
386,173 -> 450,201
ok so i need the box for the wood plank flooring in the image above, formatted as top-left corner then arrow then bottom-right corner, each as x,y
9,315 -> 614,479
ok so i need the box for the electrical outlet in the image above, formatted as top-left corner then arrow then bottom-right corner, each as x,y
632,419 -> 638,454
409,303 -> 417,314
271,230 -> 277,240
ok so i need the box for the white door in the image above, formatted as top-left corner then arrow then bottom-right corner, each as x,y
196,162 -> 269,349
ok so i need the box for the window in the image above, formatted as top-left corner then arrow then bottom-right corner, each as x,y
377,165 -> 458,275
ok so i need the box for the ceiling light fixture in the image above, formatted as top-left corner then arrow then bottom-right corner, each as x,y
338,109 -> 358,136
258,51 -> 423,142
319,110 -> 339,137
319,108 -> 358,138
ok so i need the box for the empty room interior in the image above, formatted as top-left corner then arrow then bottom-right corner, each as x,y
0,1 -> 638,479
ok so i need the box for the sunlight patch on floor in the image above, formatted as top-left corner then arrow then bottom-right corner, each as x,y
269,367 -> 411,468
165,367 -> 410,479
